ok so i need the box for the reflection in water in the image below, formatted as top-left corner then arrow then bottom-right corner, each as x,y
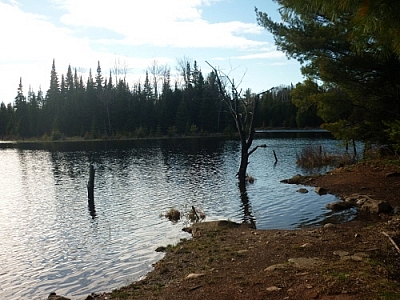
238,183 -> 256,229
0,137 -> 359,299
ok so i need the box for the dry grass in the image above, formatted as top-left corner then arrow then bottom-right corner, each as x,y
296,145 -> 354,168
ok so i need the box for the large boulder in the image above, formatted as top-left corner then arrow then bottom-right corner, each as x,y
326,193 -> 393,214
315,187 -> 328,195
359,199 -> 393,214
343,194 -> 371,206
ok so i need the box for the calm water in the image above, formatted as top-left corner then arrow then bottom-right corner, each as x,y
0,136 -> 356,299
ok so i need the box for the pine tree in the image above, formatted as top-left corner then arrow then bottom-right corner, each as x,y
256,2 -> 400,144
95,61 -> 103,93
14,78 -> 29,137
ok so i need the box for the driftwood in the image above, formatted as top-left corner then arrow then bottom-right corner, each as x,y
382,231 -> 400,254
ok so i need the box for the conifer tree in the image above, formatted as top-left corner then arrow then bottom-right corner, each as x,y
256,2 -> 400,144
95,61 -> 103,93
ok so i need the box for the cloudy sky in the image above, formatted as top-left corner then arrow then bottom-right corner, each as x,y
0,0 -> 304,104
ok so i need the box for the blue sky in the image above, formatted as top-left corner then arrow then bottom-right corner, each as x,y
0,0 -> 304,104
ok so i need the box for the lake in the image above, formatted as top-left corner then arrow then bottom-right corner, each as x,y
0,135 -> 357,299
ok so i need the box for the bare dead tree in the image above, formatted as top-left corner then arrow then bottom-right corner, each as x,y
148,60 -> 170,100
113,58 -> 128,84
176,56 -> 193,89
206,61 -> 268,185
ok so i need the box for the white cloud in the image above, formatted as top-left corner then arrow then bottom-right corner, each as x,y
235,51 -> 285,60
0,0 -> 303,103
0,2 -> 98,66
52,0 -> 265,49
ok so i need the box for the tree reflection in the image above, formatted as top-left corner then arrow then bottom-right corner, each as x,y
238,182 -> 256,229
88,201 -> 97,219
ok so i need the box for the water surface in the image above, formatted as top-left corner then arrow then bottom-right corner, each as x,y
0,137 -> 356,299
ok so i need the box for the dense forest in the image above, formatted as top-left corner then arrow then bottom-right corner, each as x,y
0,59 -> 321,140
3,0 -> 400,150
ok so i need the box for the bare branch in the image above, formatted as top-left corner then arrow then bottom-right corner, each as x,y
382,231 -> 400,254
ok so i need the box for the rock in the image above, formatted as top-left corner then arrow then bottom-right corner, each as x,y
280,174 -> 305,184
354,252 -> 370,258
342,255 -> 363,261
288,257 -> 321,269
48,293 -> 71,300
386,172 -> 400,178
326,201 -> 355,211
356,198 -> 368,206
182,227 -> 192,234
315,187 -> 328,195
333,250 -> 349,257
264,263 -> 288,271
323,223 -> 335,228
155,246 -> 166,252
191,220 -> 241,231
296,188 -> 309,193
360,199 -> 392,214
266,286 -> 282,292
237,249 -> 248,254
185,273 -> 206,279
344,193 -> 373,206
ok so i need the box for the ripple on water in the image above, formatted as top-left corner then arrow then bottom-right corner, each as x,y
0,138 -> 359,299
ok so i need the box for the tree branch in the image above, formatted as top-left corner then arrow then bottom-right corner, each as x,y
248,144 -> 267,156
382,231 -> 400,254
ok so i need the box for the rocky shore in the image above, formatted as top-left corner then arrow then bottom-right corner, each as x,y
47,160 -> 400,300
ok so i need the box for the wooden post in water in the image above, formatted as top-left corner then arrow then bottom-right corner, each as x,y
87,165 -> 95,204
273,150 -> 278,164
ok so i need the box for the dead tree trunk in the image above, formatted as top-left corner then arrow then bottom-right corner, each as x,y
206,62 -> 268,185
88,165 -> 95,203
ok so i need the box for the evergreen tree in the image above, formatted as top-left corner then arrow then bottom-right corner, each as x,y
14,78 -> 29,137
256,2 -> 400,144
95,61 -> 103,93
143,71 -> 153,101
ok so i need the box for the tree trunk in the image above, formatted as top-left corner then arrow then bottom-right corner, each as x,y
238,142 -> 249,184
205,62 -> 269,185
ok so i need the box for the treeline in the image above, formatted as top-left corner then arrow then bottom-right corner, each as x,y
0,59 -> 321,140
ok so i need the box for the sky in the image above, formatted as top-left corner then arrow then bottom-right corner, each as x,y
0,0 -> 305,105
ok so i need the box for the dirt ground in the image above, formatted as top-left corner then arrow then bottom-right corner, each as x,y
88,160 -> 400,300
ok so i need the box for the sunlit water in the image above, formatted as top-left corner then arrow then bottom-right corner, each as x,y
0,136 -> 358,299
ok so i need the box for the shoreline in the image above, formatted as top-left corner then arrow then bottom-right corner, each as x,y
50,160 -> 400,299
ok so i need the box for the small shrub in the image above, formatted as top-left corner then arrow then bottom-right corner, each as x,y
188,206 -> 206,222
164,208 -> 180,222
